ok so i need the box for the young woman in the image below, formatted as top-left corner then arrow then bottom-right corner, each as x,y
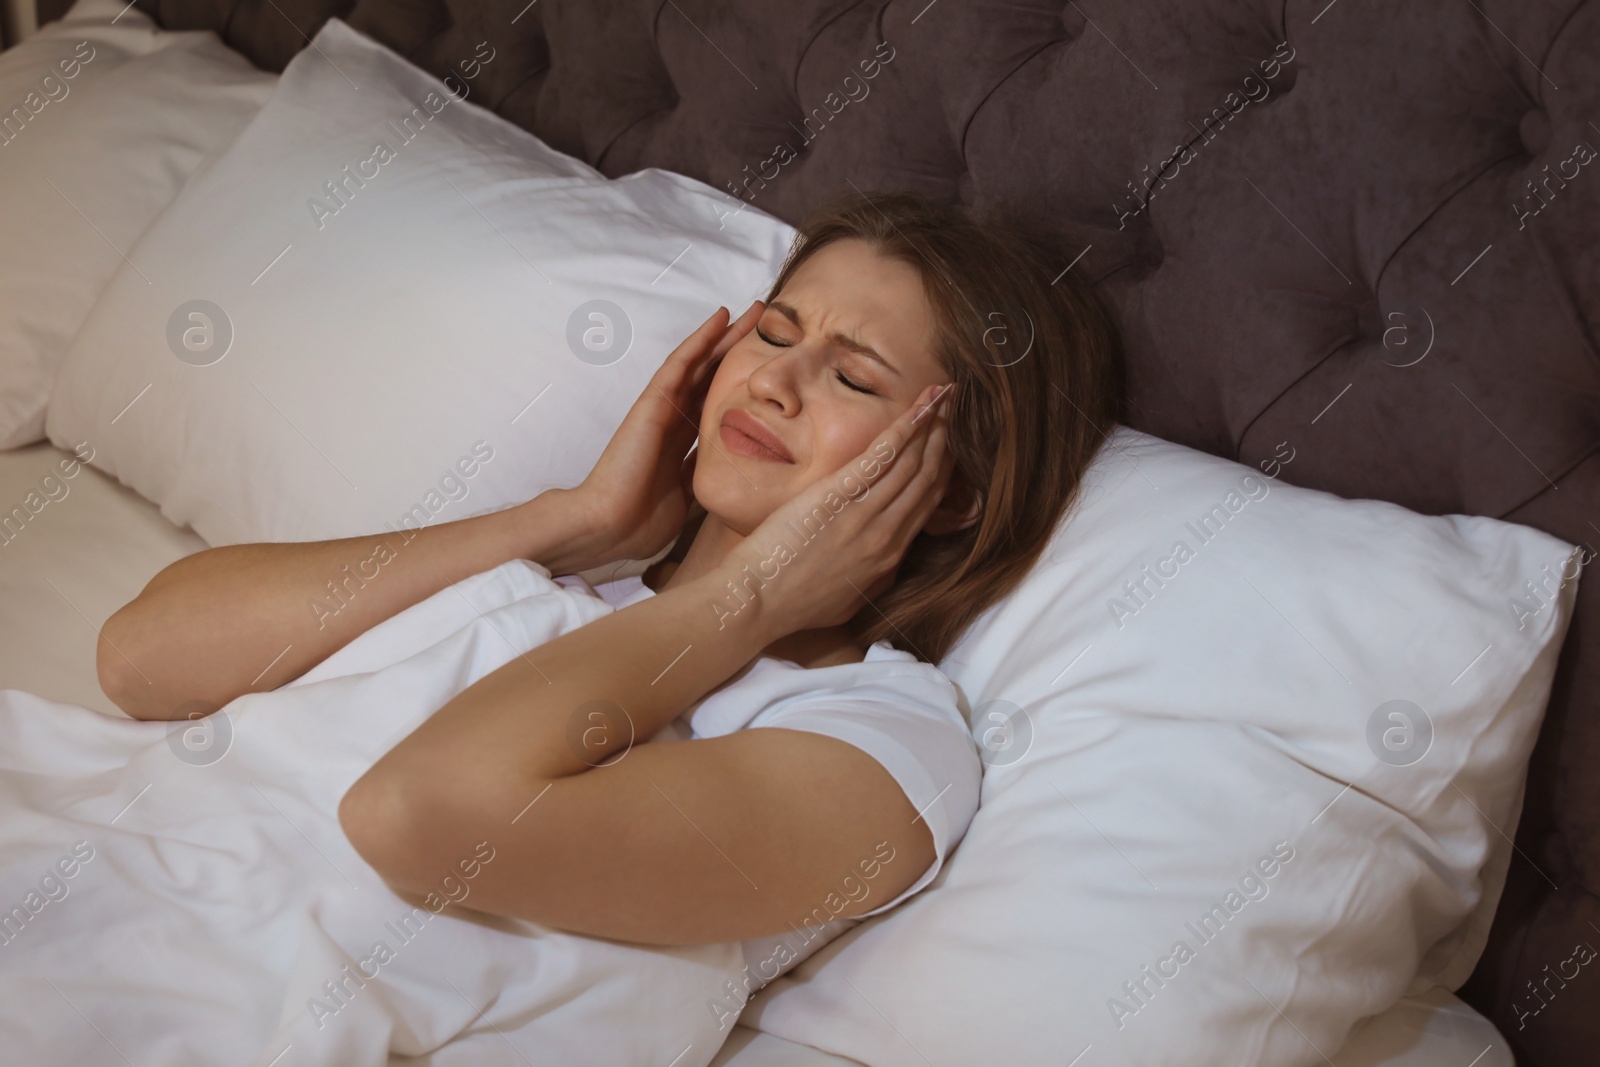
98,191 -> 1124,954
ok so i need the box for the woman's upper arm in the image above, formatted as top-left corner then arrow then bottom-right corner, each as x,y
344,725 -> 938,946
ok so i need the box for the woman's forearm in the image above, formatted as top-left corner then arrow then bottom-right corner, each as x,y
98,489 -> 610,721
369,562 -> 780,787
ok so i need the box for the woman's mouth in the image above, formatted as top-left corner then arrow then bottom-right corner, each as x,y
719,409 -> 795,464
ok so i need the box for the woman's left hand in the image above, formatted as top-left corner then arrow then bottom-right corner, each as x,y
712,381 -> 957,636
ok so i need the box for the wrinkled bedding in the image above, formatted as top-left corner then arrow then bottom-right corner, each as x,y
0,558 -> 746,1067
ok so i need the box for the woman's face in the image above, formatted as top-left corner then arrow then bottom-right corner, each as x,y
695,237 -> 957,536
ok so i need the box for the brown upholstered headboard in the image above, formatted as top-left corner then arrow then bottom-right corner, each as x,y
88,0 -> 1600,1059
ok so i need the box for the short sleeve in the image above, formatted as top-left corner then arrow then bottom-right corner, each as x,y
543,566 -> 983,919
746,656 -> 982,918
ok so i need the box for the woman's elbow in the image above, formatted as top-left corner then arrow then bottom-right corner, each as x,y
97,613 -> 159,719
339,767 -> 426,889
97,612 -> 233,722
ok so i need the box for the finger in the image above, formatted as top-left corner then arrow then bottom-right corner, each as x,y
688,305 -> 731,352
682,323 -> 736,430
784,394 -> 950,603
691,300 -> 762,391
689,299 -> 758,372
822,384 -> 950,538
661,306 -> 731,381
864,396 -> 947,523
880,412 -> 954,544
712,300 -> 763,361
662,299 -> 760,406
909,382 -> 954,430
871,390 -> 960,548
666,300 -> 763,437
861,383 -> 953,495
644,306 -> 734,426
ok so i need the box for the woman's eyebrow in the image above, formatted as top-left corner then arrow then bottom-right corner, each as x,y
769,299 -> 902,377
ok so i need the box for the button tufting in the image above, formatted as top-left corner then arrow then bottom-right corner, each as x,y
1131,224 -> 1163,277
1519,108 -> 1552,155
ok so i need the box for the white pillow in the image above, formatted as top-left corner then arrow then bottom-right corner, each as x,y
46,17 -> 795,555
743,427 -> 1579,1066
0,0 -> 276,450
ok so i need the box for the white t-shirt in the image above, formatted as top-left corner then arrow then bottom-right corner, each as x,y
552,570 -> 983,988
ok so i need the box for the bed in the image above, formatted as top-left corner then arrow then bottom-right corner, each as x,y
4,0 -> 1597,1063
0,439 -> 1521,1065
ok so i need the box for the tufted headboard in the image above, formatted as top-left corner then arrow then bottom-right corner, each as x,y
89,0 -> 1600,1059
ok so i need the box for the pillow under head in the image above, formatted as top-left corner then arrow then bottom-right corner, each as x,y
742,426 -> 1579,1067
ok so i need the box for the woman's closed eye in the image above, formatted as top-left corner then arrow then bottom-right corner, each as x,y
755,327 -> 879,396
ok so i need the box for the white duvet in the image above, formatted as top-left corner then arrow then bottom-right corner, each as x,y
0,559 -> 748,1066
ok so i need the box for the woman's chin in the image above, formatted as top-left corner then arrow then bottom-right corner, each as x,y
696,494 -> 774,541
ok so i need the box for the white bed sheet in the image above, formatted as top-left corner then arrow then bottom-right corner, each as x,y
0,441 -> 1514,1066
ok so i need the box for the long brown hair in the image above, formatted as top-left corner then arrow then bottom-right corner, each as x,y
671,190 -> 1125,665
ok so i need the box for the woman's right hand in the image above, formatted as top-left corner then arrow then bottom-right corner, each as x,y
563,301 -> 763,566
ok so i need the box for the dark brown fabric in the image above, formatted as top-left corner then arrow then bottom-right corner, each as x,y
112,0 -> 1600,1059
34,0 -> 77,25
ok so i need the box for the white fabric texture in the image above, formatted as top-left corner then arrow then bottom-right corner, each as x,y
556,571 -> 982,1000
45,16 -> 796,549
743,426 -> 1580,1067
0,440 -> 209,717
0,0 -> 275,449
0,556 -> 974,1065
